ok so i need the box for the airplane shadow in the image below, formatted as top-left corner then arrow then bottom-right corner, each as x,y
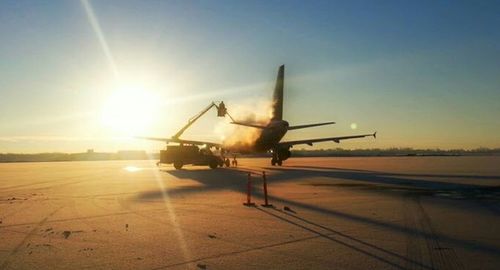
134,165 -> 500,260
292,165 -> 500,181
137,168 -> 249,200
266,166 -> 500,201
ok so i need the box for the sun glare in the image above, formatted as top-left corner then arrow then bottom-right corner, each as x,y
124,166 -> 141,172
101,85 -> 158,135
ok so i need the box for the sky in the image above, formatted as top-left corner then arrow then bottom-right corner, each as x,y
0,0 -> 499,153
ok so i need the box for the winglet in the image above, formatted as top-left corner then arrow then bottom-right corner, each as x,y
373,132 -> 377,138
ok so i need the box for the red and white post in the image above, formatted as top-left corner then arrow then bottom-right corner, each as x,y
261,171 -> 273,207
243,172 -> 255,206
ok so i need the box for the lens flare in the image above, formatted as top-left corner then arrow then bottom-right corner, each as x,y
124,166 -> 141,172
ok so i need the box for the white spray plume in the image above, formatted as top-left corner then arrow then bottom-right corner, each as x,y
214,99 -> 273,152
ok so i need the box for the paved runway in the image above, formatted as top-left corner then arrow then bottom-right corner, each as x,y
1,157 -> 499,269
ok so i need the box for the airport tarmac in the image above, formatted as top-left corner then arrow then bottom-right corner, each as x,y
0,156 -> 499,269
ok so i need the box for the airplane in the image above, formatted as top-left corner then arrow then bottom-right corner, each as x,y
140,65 -> 376,166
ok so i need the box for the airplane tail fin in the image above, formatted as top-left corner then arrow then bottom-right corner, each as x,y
271,65 -> 284,121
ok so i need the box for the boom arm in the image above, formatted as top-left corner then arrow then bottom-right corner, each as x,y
172,101 -> 235,139
173,102 -> 216,139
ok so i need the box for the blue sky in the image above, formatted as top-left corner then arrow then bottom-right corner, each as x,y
0,0 -> 499,152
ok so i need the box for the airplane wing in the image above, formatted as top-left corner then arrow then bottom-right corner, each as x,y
279,132 -> 376,147
136,136 -> 222,148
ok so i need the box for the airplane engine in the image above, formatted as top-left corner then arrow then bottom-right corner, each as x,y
277,148 -> 291,161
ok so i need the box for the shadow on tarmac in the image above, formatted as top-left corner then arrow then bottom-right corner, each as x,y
256,207 -> 433,270
139,165 -> 500,201
293,165 -> 500,181
135,165 -> 500,262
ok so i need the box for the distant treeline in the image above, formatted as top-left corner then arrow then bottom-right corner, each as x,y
0,148 -> 499,163
0,150 -> 150,163
291,147 -> 500,157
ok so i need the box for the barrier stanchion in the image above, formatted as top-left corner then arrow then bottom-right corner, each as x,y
261,171 -> 273,207
243,172 -> 255,207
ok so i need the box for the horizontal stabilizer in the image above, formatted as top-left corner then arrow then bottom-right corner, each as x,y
230,122 -> 267,129
288,121 -> 335,130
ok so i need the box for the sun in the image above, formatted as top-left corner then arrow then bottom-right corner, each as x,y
101,85 -> 158,135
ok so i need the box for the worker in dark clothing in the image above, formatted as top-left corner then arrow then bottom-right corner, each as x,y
217,101 -> 227,117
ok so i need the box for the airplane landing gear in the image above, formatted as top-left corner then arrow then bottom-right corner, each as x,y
271,152 -> 283,166
271,158 -> 283,166
271,147 -> 290,166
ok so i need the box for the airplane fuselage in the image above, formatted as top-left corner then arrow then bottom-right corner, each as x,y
253,120 -> 289,152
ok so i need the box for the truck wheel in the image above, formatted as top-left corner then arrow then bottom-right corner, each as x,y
224,159 -> 230,167
173,161 -> 183,170
209,160 -> 218,169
